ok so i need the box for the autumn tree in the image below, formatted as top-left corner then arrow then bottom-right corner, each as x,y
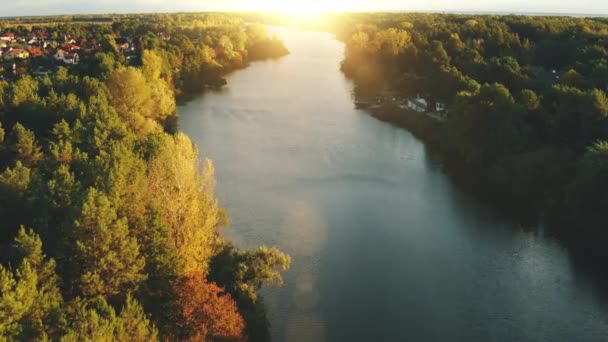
142,49 -> 163,81
148,133 -> 224,275
210,244 -> 290,340
175,273 -> 245,341
107,67 -> 154,132
107,67 -> 175,132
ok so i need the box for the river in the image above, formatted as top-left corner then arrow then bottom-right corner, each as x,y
179,27 -> 608,341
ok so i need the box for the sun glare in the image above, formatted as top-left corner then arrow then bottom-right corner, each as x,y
254,0 -> 353,15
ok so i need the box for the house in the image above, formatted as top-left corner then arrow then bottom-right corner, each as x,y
406,96 -> 429,113
62,44 -> 80,52
1,32 -> 15,42
4,48 -> 29,61
436,102 -> 446,112
54,49 -> 79,64
115,38 -> 130,52
27,46 -> 43,57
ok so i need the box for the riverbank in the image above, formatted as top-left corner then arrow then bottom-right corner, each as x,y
367,106 -> 542,220
366,104 -> 608,272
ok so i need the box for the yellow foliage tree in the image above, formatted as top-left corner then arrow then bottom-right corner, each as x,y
107,67 -> 175,133
148,133 -> 223,275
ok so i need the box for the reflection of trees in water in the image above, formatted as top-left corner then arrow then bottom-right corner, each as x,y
239,296 -> 272,342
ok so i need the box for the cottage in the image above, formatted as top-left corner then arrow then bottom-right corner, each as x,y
62,44 -> 80,52
27,46 -> 43,57
406,96 -> 429,113
54,49 -> 79,64
4,48 -> 29,61
1,32 -> 15,42
115,38 -> 130,52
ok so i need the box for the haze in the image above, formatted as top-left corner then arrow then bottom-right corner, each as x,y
6,0 -> 608,17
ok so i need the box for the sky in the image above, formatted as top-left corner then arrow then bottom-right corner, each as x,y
6,0 -> 608,17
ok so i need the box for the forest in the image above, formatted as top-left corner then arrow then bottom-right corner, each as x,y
338,13 -> 608,260
0,13 -> 289,341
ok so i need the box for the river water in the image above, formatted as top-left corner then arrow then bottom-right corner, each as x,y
179,27 -> 608,341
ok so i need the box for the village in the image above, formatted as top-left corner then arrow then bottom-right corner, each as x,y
355,92 -> 448,122
0,29 -> 138,80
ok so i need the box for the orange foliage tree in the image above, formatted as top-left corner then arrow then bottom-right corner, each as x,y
176,273 -> 245,341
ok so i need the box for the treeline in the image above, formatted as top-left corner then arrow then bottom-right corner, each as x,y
339,14 -> 608,258
0,14 -> 289,341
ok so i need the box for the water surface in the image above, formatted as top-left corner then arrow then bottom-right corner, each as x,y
179,27 -> 608,341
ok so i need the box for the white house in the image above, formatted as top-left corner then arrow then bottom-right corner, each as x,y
54,49 -> 79,65
407,96 -> 429,113
436,102 -> 446,112
0,33 -> 14,42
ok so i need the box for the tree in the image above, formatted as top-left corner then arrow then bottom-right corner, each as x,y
107,67 -> 175,131
115,294 -> 159,341
9,123 -> 43,167
73,188 -> 146,298
148,134 -> 224,275
0,228 -> 63,341
107,67 -> 154,132
0,162 -> 32,234
209,244 -> 290,340
93,52 -> 120,78
137,205 -> 181,337
0,121 -> 5,144
430,41 -> 450,68
520,89 -> 540,111
374,28 -> 411,57
9,75 -> 39,108
348,31 -> 369,53
561,69 -> 587,89
61,295 -> 158,342
175,273 -> 244,341
210,245 -> 290,304
246,24 -> 268,45
142,50 -> 163,81
148,78 -> 176,123
0,80 -> 8,109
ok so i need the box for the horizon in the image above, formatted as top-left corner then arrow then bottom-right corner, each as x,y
3,9 -> 608,20
4,0 -> 608,18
